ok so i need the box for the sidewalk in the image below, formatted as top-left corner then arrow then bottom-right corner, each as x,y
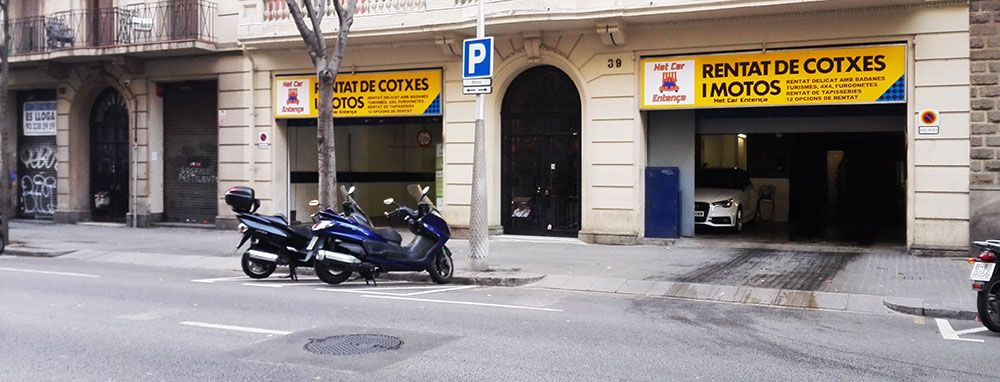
3,221 -> 976,319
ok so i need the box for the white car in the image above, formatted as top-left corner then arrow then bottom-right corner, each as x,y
694,168 -> 757,232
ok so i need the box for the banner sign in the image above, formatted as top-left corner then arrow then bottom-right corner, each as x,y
23,101 -> 57,136
274,69 -> 442,119
641,45 -> 906,109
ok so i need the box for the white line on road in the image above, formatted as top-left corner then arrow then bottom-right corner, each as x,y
0,267 -> 100,278
360,294 -> 563,312
936,319 -> 985,343
179,321 -> 291,336
242,282 -> 328,288
398,285 -> 478,296
316,285 -> 476,297
955,326 -> 991,336
191,276 -> 248,283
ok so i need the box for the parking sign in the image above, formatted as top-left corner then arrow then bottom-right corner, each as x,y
463,37 -> 494,79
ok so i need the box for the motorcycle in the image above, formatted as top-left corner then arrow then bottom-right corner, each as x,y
225,185 -> 362,281
308,184 -> 454,285
971,240 -> 1000,331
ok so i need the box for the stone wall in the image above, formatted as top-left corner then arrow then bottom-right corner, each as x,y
971,0 -> 1000,247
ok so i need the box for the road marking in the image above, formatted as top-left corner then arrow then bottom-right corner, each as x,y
398,285 -> 478,296
955,327 -> 991,336
179,321 -> 291,336
936,319 -> 985,343
243,282 -> 328,288
360,295 -> 563,312
317,285 -> 477,297
0,267 -> 100,278
191,276 -> 248,283
243,283 -> 285,288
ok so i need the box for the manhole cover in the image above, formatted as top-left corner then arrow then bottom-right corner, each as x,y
304,334 -> 403,355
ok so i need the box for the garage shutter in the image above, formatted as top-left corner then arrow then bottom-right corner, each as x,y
163,81 -> 218,224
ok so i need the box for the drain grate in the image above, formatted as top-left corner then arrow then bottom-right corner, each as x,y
304,334 -> 403,355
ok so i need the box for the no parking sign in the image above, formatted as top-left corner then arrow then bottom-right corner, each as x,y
917,109 -> 939,135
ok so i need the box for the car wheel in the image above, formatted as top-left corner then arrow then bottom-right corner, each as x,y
733,207 -> 743,233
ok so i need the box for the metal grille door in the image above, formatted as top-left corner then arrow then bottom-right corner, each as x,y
89,88 -> 130,222
163,81 -> 218,224
501,66 -> 581,237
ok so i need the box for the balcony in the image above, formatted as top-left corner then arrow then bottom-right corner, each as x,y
238,0 -> 935,47
10,0 -> 217,62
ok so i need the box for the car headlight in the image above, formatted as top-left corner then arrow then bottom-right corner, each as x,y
311,220 -> 334,231
712,198 -> 735,208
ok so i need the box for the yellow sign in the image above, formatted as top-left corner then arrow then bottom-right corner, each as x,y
641,45 -> 906,109
274,69 -> 442,118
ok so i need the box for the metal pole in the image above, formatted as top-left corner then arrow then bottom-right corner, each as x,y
468,0 -> 489,271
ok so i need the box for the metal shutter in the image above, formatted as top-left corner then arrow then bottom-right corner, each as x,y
163,81 -> 218,224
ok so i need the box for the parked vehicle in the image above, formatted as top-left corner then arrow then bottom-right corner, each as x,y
694,168 -> 758,233
308,184 -> 454,285
971,240 -> 1000,332
225,186 -> 354,281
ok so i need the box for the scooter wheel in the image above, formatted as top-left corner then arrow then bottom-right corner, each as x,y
241,251 -> 276,279
978,279 -> 1000,332
428,247 -> 454,284
315,261 -> 352,285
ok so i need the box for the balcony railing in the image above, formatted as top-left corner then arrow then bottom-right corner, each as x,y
262,0 -> 426,22
10,0 -> 216,55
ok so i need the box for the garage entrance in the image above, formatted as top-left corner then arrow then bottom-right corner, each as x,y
693,104 -> 906,244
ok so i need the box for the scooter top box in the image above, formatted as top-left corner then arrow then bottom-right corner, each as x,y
225,186 -> 256,212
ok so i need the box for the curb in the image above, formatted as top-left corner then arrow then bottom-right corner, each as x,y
3,247 -> 73,258
882,297 -> 978,320
532,275 -> 896,314
380,271 -> 546,287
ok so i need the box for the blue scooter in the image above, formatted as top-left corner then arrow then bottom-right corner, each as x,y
308,184 -> 454,285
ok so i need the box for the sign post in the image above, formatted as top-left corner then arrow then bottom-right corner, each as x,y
465,1 -> 492,271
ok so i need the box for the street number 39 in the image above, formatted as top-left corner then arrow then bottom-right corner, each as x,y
607,58 -> 622,68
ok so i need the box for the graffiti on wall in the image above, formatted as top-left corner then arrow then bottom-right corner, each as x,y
18,142 -> 58,216
21,174 -> 56,215
20,145 -> 57,169
178,162 -> 217,184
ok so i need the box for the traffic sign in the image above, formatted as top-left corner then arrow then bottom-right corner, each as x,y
917,109 -> 940,136
463,78 -> 492,87
463,37 -> 494,79
463,86 -> 493,95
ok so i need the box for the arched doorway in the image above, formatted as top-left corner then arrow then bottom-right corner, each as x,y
89,88 -> 130,222
501,65 -> 581,237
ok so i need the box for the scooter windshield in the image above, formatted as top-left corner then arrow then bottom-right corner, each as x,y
407,184 -> 436,209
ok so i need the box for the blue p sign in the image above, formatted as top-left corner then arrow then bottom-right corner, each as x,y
463,37 -> 494,79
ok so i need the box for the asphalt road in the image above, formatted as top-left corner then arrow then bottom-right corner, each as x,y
1,256 -> 997,381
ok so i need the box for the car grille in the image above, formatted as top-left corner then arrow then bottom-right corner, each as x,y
695,202 -> 709,223
710,217 -> 732,225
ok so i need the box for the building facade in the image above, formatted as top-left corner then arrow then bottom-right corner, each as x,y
4,0 -> 976,254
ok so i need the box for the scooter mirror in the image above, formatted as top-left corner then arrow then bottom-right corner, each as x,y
308,200 -> 320,207
383,198 -> 395,205
421,186 -> 430,196
348,186 -> 356,195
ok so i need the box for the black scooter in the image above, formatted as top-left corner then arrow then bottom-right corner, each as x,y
972,240 -> 1000,331
224,185 -> 370,280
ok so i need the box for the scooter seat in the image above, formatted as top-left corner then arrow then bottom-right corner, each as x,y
289,224 -> 313,239
259,214 -> 288,226
374,227 -> 403,244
